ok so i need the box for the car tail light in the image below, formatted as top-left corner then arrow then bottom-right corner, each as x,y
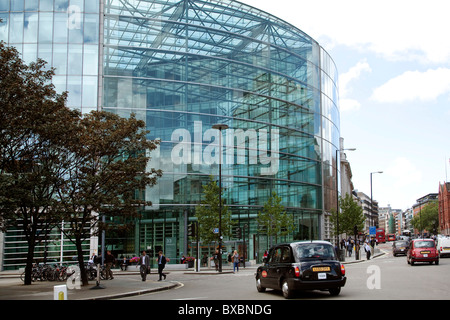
340,264 -> 345,276
294,266 -> 301,277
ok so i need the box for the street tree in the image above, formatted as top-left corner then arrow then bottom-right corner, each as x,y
411,200 -> 439,236
258,191 -> 294,246
0,42 -> 80,285
332,193 -> 365,238
195,176 -> 234,247
55,111 -> 162,286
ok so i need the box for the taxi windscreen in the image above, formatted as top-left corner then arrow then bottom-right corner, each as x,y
295,243 -> 337,260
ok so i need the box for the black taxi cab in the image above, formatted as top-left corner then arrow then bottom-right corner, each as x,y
255,241 -> 346,298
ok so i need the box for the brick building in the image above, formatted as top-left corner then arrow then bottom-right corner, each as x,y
439,182 -> 450,236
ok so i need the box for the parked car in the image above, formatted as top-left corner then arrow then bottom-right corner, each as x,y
255,241 -> 346,298
437,237 -> 450,258
392,240 -> 409,256
407,239 -> 439,265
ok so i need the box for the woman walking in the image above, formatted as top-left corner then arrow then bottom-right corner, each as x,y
232,250 -> 240,273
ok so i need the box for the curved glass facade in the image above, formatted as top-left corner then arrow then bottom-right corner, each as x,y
0,0 -> 341,265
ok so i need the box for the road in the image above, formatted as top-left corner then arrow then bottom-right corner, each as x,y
119,243 -> 450,300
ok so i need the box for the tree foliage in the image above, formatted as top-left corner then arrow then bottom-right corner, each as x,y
257,191 -> 294,245
0,42 -> 162,285
0,42 -> 79,284
195,176 -> 234,245
332,193 -> 365,236
55,111 -> 161,286
411,201 -> 439,235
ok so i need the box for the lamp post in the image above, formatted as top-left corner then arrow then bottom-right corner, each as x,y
370,171 -> 383,229
212,123 -> 228,273
335,147 -> 356,261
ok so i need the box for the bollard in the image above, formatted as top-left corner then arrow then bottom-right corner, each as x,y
54,284 -> 68,300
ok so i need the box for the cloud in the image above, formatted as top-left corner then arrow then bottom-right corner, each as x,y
239,0 -> 450,64
339,98 -> 361,112
338,60 -> 371,111
371,68 -> 450,103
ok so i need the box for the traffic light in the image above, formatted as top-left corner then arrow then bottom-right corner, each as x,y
188,222 -> 196,237
235,227 -> 242,239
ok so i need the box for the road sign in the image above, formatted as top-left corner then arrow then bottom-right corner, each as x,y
213,228 -> 219,234
369,226 -> 376,235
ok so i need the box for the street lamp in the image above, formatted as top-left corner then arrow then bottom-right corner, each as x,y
212,123 -> 229,273
335,147 -> 356,261
370,171 -> 383,229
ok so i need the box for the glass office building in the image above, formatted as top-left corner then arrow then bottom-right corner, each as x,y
0,0 -> 340,266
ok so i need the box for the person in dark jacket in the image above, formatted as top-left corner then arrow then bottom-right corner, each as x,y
104,250 -> 115,280
157,251 -> 167,281
138,251 -> 150,281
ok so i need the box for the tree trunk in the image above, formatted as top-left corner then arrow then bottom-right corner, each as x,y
24,237 -> 36,285
75,237 -> 89,286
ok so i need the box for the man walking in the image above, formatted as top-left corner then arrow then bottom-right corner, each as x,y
157,251 -> 167,281
104,250 -> 115,280
138,250 -> 150,281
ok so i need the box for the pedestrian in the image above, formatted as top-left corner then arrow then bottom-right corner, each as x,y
263,250 -> 268,261
232,250 -> 240,273
202,253 -> 208,267
364,242 -> 371,260
138,251 -> 150,281
120,256 -> 128,271
156,251 -> 167,281
212,250 -> 219,271
104,250 -> 115,280
347,240 -> 353,257
340,239 -> 345,250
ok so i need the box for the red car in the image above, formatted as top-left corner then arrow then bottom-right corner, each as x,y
407,239 -> 439,266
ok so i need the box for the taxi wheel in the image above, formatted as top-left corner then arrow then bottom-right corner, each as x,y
281,279 -> 293,299
329,287 -> 341,296
256,277 -> 266,293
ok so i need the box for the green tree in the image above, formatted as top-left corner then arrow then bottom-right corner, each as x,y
332,193 -> 365,237
258,191 -> 294,246
411,201 -> 439,236
195,176 -> 234,246
0,42 -> 79,285
55,111 -> 162,286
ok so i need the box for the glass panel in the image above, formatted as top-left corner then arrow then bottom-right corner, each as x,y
67,75 -> 82,107
69,0 -> 83,12
53,43 -> 67,75
82,75 -> 97,108
23,12 -> 38,42
82,44 -> 98,75
67,43 -> 82,74
22,43 -> 37,64
0,0 -> 9,12
9,12 -> 23,43
24,0 -> 38,11
39,0 -> 54,11
84,0 -> 99,13
83,13 -> 98,43
0,13 -> 9,41
54,0 -> 69,12
38,42 -> 52,68
53,12 -> 68,43
38,12 -> 53,43
11,0 -> 24,11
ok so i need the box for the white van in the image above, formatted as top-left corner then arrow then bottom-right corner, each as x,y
437,237 -> 450,257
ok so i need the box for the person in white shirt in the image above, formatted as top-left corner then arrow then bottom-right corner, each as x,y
138,251 -> 150,281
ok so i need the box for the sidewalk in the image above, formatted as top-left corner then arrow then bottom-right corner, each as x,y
0,250 -> 386,300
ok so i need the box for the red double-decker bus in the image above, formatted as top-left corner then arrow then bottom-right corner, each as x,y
376,228 -> 386,243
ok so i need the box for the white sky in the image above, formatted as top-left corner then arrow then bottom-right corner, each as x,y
238,0 -> 450,210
